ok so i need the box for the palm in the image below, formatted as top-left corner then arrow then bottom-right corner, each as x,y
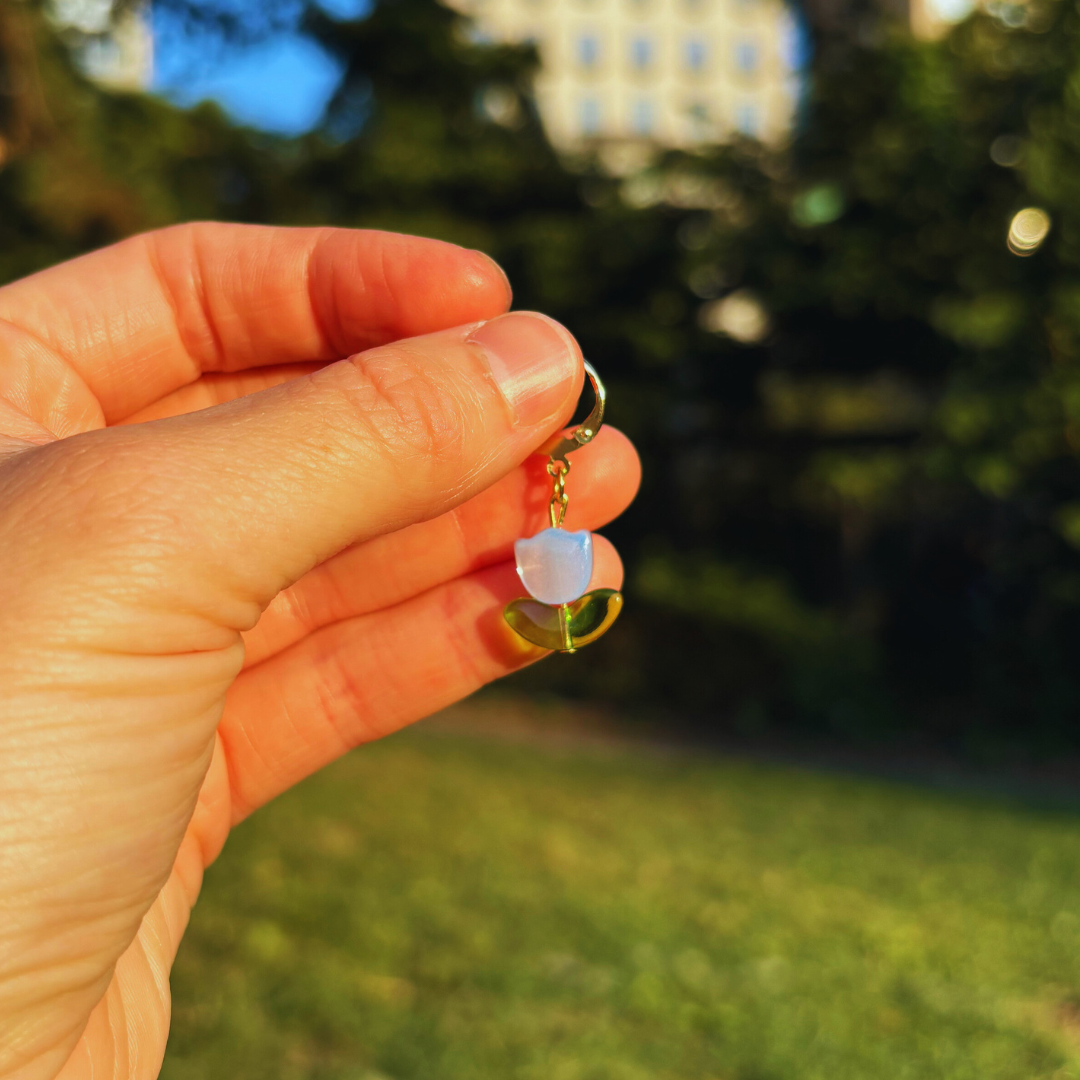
0,225 -> 637,1080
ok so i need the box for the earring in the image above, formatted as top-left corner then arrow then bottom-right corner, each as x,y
504,361 -> 623,654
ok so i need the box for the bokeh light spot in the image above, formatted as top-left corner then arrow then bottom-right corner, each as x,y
791,183 -> 845,227
990,134 -> 1023,168
699,290 -> 770,343
1007,207 -> 1050,256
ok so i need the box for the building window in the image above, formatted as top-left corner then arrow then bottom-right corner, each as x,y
686,101 -> 712,140
578,34 -> 601,68
735,101 -> 761,136
631,97 -> 656,135
580,97 -> 602,135
684,37 -> 707,71
629,36 -> 654,70
735,40 -> 759,74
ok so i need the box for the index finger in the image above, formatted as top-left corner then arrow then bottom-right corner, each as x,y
0,223 -> 512,424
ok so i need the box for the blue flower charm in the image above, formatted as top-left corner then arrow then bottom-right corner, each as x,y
503,361 -> 623,653
514,528 -> 593,605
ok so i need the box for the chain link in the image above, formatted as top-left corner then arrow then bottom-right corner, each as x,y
547,457 -> 570,529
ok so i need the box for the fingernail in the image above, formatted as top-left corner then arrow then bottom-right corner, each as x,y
469,312 -> 580,427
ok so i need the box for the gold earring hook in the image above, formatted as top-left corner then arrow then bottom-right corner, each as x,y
536,360 -> 606,467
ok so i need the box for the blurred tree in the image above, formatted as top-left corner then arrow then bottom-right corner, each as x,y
0,0 -> 296,280
611,0 -> 1080,754
8,0 -> 1080,755
0,2 -> 49,159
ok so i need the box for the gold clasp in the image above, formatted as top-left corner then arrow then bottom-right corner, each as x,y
538,360 -> 604,533
536,360 -> 606,468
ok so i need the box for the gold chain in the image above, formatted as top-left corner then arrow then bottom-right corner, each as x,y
547,457 -> 570,529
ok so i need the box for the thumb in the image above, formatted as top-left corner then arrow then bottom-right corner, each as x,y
0,311 -> 583,647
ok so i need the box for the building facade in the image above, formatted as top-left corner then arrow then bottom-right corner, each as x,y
452,0 -> 801,151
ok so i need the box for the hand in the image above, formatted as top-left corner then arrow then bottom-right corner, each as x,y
0,224 -> 640,1080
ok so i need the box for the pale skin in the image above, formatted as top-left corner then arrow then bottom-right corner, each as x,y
0,224 -> 641,1080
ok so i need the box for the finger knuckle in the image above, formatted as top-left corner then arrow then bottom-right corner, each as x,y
342,347 -> 471,466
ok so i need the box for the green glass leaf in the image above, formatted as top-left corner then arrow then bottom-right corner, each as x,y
504,589 -> 623,653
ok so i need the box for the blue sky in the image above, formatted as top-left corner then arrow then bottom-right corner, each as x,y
151,0 -> 368,135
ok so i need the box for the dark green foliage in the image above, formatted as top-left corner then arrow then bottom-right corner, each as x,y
613,4 -> 1080,751
7,0 -> 1080,751
0,3 -> 288,278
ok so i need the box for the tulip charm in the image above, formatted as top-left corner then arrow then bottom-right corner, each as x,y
514,528 -> 593,605
502,361 -> 623,653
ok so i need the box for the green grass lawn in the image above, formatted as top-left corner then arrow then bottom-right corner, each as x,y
163,712 -> 1080,1080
